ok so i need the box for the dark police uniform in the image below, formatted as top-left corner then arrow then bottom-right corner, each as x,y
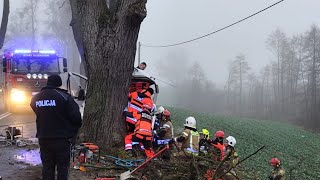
30,75 -> 82,180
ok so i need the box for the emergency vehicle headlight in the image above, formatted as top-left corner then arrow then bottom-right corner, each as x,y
32,74 -> 37,79
27,73 -> 32,79
11,89 -> 26,103
43,74 -> 48,79
38,74 -> 43,79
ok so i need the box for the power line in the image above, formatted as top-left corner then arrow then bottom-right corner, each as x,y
141,0 -> 284,48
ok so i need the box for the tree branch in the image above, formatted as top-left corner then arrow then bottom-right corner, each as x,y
127,0 -> 147,24
0,0 -> 10,50
59,0 -> 67,9
69,0 -> 87,74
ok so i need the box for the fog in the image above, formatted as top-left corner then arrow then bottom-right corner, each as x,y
137,0 -> 320,131
139,0 -> 320,86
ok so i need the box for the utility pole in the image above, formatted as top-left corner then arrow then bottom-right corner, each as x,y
138,41 -> 141,65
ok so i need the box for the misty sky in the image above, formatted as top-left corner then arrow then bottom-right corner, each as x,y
1,0 -> 320,87
138,0 -> 320,87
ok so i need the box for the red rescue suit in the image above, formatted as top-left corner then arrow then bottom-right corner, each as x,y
132,110 -> 154,158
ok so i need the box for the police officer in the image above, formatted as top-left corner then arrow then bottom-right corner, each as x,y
30,75 -> 82,180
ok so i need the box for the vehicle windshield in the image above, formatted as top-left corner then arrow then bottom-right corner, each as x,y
12,58 -> 59,73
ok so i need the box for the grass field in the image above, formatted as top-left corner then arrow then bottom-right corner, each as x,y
168,107 -> 320,179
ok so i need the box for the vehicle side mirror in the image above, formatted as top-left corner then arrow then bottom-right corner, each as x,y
63,58 -> 67,68
77,89 -> 85,101
63,67 -> 68,72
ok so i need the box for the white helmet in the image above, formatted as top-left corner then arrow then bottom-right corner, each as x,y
184,116 -> 196,129
226,136 -> 236,147
156,106 -> 165,114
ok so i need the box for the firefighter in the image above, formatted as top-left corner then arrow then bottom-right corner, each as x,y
156,109 -> 173,160
152,106 -> 165,149
172,116 -> 199,156
217,136 -> 239,180
30,75 -> 82,180
199,128 -> 210,155
207,130 -> 226,161
124,88 -> 154,156
269,158 -> 285,180
154,106 -> 165,131
132,102 -> 155,158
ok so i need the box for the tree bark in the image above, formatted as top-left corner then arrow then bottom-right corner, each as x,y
69,0 -> 147,149
0,0 -> 9,50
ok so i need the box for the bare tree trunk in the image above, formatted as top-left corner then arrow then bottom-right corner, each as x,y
239,59 -> 242,116
311,34 -> 317,128
31,0 -> 36,49
69,0 -> 147,149
277,43 -> 280,110
0,0 -> 9,49
226,69 -> 232,114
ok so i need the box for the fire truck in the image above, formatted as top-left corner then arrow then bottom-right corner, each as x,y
1,49 -> 68,112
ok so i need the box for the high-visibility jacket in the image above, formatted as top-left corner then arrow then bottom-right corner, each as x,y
139,91 -> 153,107
270,167 -> 285,180
180,128 -> 199,155
126,91 -> 153,124
134,111 -> 153,137
212,142 -> 226,161
127,92 -> 143,113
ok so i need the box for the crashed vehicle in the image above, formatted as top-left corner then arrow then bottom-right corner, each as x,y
67,67 -> 159,118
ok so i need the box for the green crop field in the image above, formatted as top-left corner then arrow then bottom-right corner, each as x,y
168,107 -> 320,180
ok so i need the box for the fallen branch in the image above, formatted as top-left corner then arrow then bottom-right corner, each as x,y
215,145 -> 266,179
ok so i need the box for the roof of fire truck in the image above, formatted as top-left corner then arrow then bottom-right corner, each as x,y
4,49 -> 58,58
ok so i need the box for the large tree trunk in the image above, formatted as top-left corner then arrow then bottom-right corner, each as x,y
69,0 -> 147,149
0,0 -> 9,49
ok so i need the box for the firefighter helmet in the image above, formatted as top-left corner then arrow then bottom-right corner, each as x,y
226,136 -> 236,147
163,109 -> 171,117
215,131 -> 225,138
184,116 -> 196,129
158,106 -> 165,113
269,158 -> 281,166
201,129 -> 210,139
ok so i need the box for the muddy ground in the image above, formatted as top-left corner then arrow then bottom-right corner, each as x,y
0,144 -> 248,180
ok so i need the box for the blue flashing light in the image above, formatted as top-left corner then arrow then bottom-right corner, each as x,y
14,49 -> 31,53
13,49 -> 56,55
39,50 -> 56,54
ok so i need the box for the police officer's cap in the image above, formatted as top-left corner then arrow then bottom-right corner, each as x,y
47,75 -> 62,87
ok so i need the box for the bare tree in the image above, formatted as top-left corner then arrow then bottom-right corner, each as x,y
266,29 -> 288,114
69,0 -> 147,148
4,0 -> 39,49
303,24 -> 320,129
